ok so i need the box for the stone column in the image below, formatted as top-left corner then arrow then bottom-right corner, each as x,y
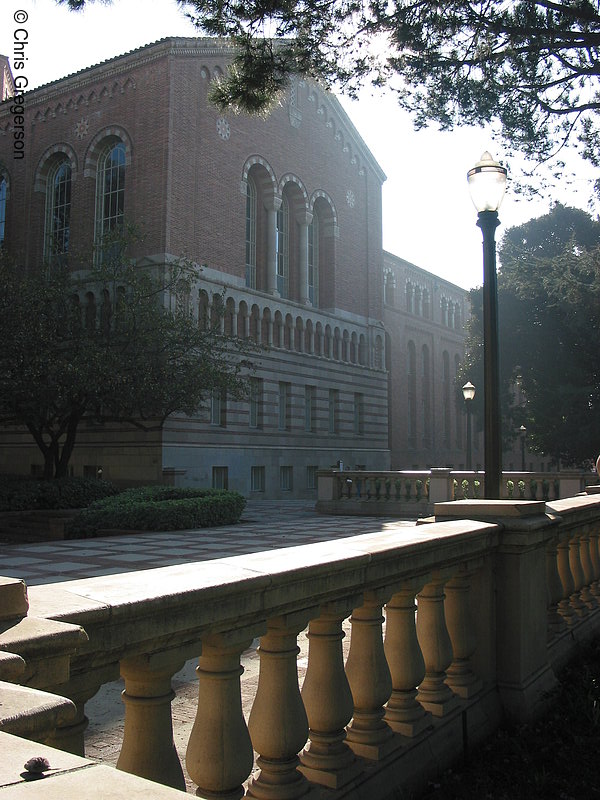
444,570 -> 482,698
297,211 -> 313,306
546,536 -> 568,639
568,532 -> 587,616
247,611 -> 317,800
186,627 -> 264,800
265,197 -> 282,297
117,655 -> 186,791
299,601 -> 362,789
416,576 -> 460,716
384,581 -> 431,737
578,528 -> 597,608
556,535 -> 576,624
345,591 -> 395,759
589,528 -> 600,598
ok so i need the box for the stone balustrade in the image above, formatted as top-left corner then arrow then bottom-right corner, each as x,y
3,493 -> 600,798
317,468 -> 589,516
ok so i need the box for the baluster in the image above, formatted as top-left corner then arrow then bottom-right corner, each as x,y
568,533 -> 587,616
444,569 -> 482,698
546,536 -> 567,640
556,536 -> 576,624
384,582 -> 431,736
300,601 -> 362,789
579,528 -> 598,608
186,628 -> 264,800
345,591 -> 395,759
247,611 -> 317,800
416,577 -> 460,716
117,655 -> 186,790
589,528 -> 600,598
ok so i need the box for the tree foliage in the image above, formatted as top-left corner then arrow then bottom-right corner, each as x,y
459,203 -> 600,467
60,0 -> 600,176
0,240 -> 254,479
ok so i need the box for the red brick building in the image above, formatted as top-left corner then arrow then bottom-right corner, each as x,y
0,38 -> 402,496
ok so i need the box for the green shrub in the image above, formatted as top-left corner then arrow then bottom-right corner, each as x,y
66,487 -> 245,537
0,475 -> 118,511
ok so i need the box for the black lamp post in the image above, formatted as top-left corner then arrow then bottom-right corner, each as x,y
519,425 -> 527,472
467,152 -> 507,500
462,381 -> 476,470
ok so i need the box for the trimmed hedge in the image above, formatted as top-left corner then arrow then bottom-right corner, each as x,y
66,486 -> 246,537
0,475 -> 119,512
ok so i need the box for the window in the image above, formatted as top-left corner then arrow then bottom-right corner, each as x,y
384,270 -> 395,306
353,392 -> 364,435
212,466 -> 229,489
251,466 -> 265,492
407,341 -> 417,445
443,351 -> 451,447
328,389 -> 339,434
306,465 -> 318,490
0,175 -> 7,247
249,377 -> 262,428
280,465 -> 293,491
422,345 -> 431,446
276,195 -> 289,298
45,159 -> 71,265
278,381 -> 291,430
95,141 -> 125,261
245,178 -> 257,288
211,388 -> 226,427
308,213 -> 319,305
305,385 -> 316,432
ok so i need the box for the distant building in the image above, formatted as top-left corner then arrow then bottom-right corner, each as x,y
0,38 -> 484,497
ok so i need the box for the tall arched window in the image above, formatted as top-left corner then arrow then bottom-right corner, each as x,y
422,344 -> 431,446
95,141 -> 125,261
443,350 -> 451,447
45,159 -> 71,265
308,212 -> 319,306
0,175 -> 6,247
276,195 -> 289,298
245,178 -> 257,288
384,270 -> 395,306
408,340 -> 417,446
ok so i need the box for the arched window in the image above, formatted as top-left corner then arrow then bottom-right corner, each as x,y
308,212 -> 319,305
406,282 -> 414,313
408,341 -> 417,446
422,344 -> 431,446
276,195 -> 289,298
384,270 -> 395,306
95,141 -> 125,261
245,178 -> 257,288
45,159 -> 71,265
443,350 -> 451,447
0,175 -> 6,247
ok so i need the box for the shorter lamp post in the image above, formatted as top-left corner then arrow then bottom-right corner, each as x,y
462,382 -> 476,470
519,425 -> 527,472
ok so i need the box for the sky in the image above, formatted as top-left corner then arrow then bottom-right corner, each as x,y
2,0 -> 596,289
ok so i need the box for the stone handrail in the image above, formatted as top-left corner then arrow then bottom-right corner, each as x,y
2,493 -> 600,798
317,468 -> 590,516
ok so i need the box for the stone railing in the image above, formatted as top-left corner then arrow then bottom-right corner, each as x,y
317,468 -> 590,516
2,493 -> 600,798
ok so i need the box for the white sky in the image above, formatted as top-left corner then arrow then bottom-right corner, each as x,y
2,0 -> 596,289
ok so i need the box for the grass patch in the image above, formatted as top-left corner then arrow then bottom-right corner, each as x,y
420,639 -> 600,799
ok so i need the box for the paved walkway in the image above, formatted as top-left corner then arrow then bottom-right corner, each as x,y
0,500 -> 416,587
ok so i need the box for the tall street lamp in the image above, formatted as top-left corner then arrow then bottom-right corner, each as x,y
467,152 -> 507,499
519,425 -> 527,472
462,381 -> 476,470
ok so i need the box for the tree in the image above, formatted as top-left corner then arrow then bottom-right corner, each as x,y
59,0 -> 600,179
458,203 -> 600,466
0,241 -> 255,479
